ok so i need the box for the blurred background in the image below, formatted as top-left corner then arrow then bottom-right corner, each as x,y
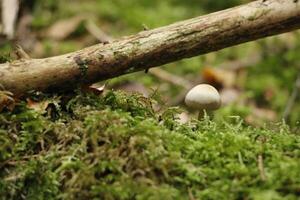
0,0 -> 300,128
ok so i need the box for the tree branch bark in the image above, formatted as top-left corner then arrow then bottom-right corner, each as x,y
1,0 -> 300,95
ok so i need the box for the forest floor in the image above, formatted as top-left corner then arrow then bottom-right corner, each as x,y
1,91 -> 300,199
0,0 -> 300,199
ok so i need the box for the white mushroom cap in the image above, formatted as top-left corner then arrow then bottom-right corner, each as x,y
185,84 -> 221,110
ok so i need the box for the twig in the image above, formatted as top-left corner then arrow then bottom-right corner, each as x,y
188,188 -> 196,200
14,45 -> 31,59
149,68 -> 193,89
257,154 -> 267,181
85,20 -> 113,44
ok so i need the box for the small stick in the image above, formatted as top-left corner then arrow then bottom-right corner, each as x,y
85,20 -> 113,44
188,188 -> 196,200
257,154 -> 267,181
149,68 -> 193,89
142,23 -> 149,31
14,45 -> 31,59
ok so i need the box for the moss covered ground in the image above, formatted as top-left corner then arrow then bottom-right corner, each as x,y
1,91 -> 299,200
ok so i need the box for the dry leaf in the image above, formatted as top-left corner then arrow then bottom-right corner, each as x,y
81,83 -> 106,95
46,16 -> 85,40
26,98 -> 50,113
1,0 -> 19,39
202,67 -> 236,89
0,91 -> 15,112
26,96 -> 61,115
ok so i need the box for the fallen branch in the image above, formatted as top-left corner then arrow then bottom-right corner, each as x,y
1,0 -> 300,95
84,20 -> 193,89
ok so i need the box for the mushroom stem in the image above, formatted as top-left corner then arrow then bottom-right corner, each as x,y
198,110 -> 215,120
198,109 -> 205,120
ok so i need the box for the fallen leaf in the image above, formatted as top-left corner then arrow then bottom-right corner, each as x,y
202,67 -> 236,89
0,91 -> 15,112
26,97 -> 61,115
26,98 -> 50,114
81,83 -> 106,95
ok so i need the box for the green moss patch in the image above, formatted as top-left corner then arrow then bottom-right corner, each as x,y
0,91 -> 299,199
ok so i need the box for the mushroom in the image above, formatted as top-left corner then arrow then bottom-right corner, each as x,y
185,84 -> 221,119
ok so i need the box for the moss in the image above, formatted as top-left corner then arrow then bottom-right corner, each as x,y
0,90 -> 299,199
0,53 -> 12,64
74,56 -> 89,78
